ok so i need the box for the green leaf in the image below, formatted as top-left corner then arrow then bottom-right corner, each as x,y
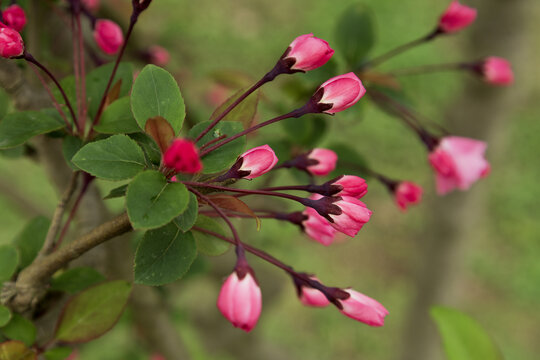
55,281 -> 132,343
126,170 -> 190,230
128,133 -> 162,166
72,135 -> 146,181
0,315 -> 36,347
0,146 -> 24,159
103,184 -> 128,200
0,87 -> 10,121
134,224 -> 197,286
174,192 -> 199,232
43,347 -> 73,360
281,115 -> 328,147
131,65 -> 185,135
209,88 -> 260,129
0,111 -> 64,149
62,136 -> 83,171
430,306 -> 504,360
335,4 -> 376,67
0,341 -> 37,360
50,267 -> 106,294
13,217 -> 50,269
0,245 -> 18,283
0,306 -> 11,327
192,215 -> 230,256
94,97 -> 141,134
189,121 -> 246,174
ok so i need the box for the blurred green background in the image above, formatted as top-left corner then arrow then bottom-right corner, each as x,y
1,0 -> 539,359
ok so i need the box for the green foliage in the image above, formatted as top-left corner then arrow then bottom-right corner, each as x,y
209,88 -> 260,129
55,281 -> 132,343
43,347 -> 73,360
128,132 -> 162,166
50,267 -> 106,294
0,245 -> 18,283
192,215 -> 230,256
189,121 -> 246,174
0,111 -> 64,149
0,314 -> 36,347
0,306 -> 11,327
13,217 -> 50,269
334,3 -> 376,68
0,341 -> 36,360
126,170 -> 189,230
72,135 -> 146,181
281,116 -> 328,147
94,97 -> 141,134
430,306 -> 504,360
174,192 -> 199,232
103,184 -> 128,200
328,142 -> 371,178
134,224 -> 197,286
62,136 -> 84,170
131,65 -> 185,135
0,87 -> 10,120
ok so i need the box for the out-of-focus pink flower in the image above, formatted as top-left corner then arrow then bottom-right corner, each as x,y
338,289 -> 388,326
150,354 -> 166,360
298,277 -> 331,307
482,57 -> 514,86
82,0 -> 100,12
306,148 -> 338,176
394,181 -> 423,211
206,84 -> 230,107
93,19 -> 124,55
316,72 -> 366,114
238,145 -> 278,179
148,45 -> 170,66
283,33 -> 334,72
2,5 -> 26,32
217,269 -> 262,332
438,1 -> 477,34
163,139 -> 203,174
331,175 -> 368,198
0,26 -> 24,58
428,136 -> 489,195
302,207 -> 337,246
329,196 -> 372,237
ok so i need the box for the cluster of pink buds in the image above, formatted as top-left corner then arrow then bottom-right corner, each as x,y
0,4 -> 27,59
2,4 -> 26,32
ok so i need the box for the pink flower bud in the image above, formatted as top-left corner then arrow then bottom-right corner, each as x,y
395,181 -> 423,211
82,0 -> 100,12
331,175 -> 368,198
2,5 -> 26,32
0,26 -> 24,58
438,1 -> 477,34
330,196 -> 372,237
217,269 -> 262,332
148,45 -> 170,67
316,72 -> 366,114
298,277 -> 330,307
306,148 -> 338,176
283,33 -> 334,72
338,289 -> 388,326
163,139 -> 203,174
482,57 -> 514,86
302,207 -> 337,246
93,19 -> 124,55
238,145 -> 278,179
428,136 -> 489,195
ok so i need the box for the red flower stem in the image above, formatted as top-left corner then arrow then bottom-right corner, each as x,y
387,62 -> 469,76
71,14 -> 81,132
199,210 -> 280,219
199,134 -> 227,150
76,11 -> 88,132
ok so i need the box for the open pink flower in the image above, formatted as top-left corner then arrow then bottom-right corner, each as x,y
482,57 -> 514,86
329,196 -> 372,237
0,26 -> 24,58
331,175 -> 368,198
94,19 -> 124,55
302,207 -> 337,246
438,1 -> 477,34
2,5 -> 26,32
298,277 -> 330,307
284,33 -> 334,72
395,181 -> 423,211
217,269 -> 262,332
306,148 -> 338,176
317,72 -> 366,114
163,139 -> 203,174
338,289 -> 388,326
238,145 -> 278,179
428,136 -> 489,195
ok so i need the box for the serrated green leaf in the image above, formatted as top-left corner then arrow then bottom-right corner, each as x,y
43,347 -> 73,360
0,306 -> 11,327
0,245 -> 18,283
173,192 -> 199,232
0,341 -> 37,360
126,171 -> 189,230
131,65 -> 185,135
50,267 -> 106,294
209,88 -> 260,129
94,97 -> 141,134
189,121 -> 246,174
13,217 -> 50,269
335,4 -> 376,68
72,135 -> 146,181
192,215 -> 230,256
430,306 -> 504,360
134,224 -> 197,286
55,281 -> 132,343
0,315 -> 36,347
103,184 -> 128,200
0,111 -> 64,149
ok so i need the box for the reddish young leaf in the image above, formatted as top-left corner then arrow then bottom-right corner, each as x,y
104,79 -> 123,109
0,340 -> 37,360
206,195 -> 261,230
145,116 -> 175,154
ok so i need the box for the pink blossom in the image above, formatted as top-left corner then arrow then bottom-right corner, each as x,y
395,181 -> 423,211
150,354 -> 166,360
163,139 -> 203,174
428,136 -> 489,195
482,57 -> 514,86
149,45 -> 171,67
217,270 -> 262,332
0,26 -> 24,58
2,5 -> 26,32
317,72 -> 366,114
329,196 -> 372,237
306,148 -> 338,176
82,0 -> 100,12
332,175 -> 368,198
438,1 -> 477,34
338,289 -> 388,326
238,145 -> 278,179
302,207 -> 337,246
284,33 -> 334,72
93,19 -> 124,55
298,277 -> 330,307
